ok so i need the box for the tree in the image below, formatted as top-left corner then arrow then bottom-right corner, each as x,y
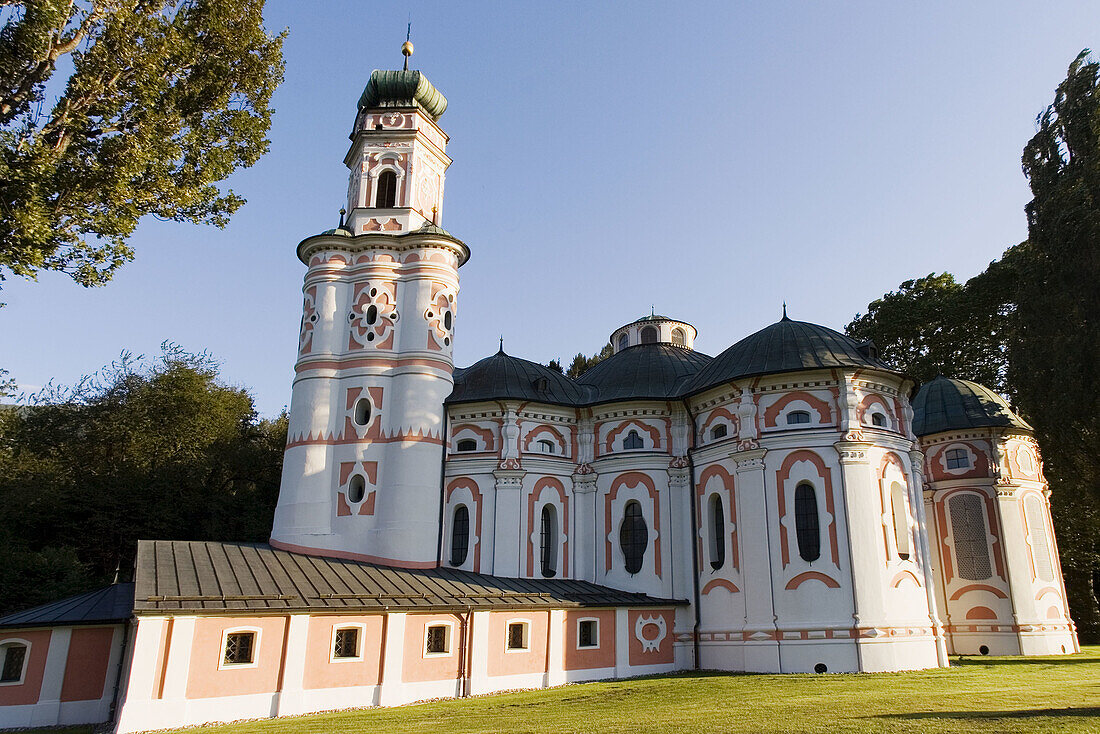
0,344 -> 287,614
0,0 -> 284,288
1015,49 -> 1100,639
565,343 -> 613,379
845,268 -> 1014,393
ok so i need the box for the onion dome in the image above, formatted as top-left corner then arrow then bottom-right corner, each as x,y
684,316 -> 890,395
358,69 -> 448,120
610,314 -> 697,353
912,376 -> 1032,437
448,350 -> 594,407
576,344 -> 713,404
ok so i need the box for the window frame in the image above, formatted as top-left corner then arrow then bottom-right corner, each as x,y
424,622 -> 454,657
870,411 -> 888,428
330,624 -> 365,663
787,410 -> 811,425
622,430 -> 644,450
540,504 -> 558,578
576,618 -> 600,649
0,639 -> 30,686
640,326 -> 658,344
945,447 -> 970,470
620,500 -> 648,575
505,619 -> 531,653
710,424 -> 728,440
537,439 -> 556,454
793,482 -> 822,563
709,493 -> 726,571
890,481 -> 911,561
353,398 -> 372,426
219,627 -> 261,670
375,169 -> 398,208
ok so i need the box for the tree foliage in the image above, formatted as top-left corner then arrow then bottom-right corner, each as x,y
0,0 -> 284,287
564,343 -> 613,379
0,344 -> 287,614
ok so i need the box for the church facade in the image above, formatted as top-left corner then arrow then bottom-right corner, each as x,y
0,61 -> 1078,733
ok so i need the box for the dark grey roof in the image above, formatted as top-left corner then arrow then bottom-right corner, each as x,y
448,351 -> 596,407
684,317 -> 894,394
297,221 -> 469,266
0,583 -> 134,629
133,541 -> 682,613
576,344 -> 713,404
357,69 -> 447,120
912,376 -> 1032,436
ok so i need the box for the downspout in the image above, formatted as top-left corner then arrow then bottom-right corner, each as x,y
682,398 -> 703,670
436,409 -> 450,566
108,617 -> 134,724
456,608 -> 473,697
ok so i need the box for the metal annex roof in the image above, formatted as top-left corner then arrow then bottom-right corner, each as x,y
134,541 -> 683,614
911,376 -> 1032,437
0,583 -> 134,630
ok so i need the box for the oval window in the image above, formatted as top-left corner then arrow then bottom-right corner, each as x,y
348,475 -> 366,503
620,501 -> 648,574
451,505 -> 470,566
365,305 -> 378,325
794,483 -> 821,562
353,398 -> 371,426
444,311 -> 452,330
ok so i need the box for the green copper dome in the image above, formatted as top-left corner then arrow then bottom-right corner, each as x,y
357,70 -> 448,121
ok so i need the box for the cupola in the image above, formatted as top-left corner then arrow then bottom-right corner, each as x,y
610,313 -> 697,353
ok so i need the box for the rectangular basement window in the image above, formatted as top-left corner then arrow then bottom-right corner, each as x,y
506,621 -> 529,651
222,630 -> 257,667
333,627 -> 361,660
425,624 -> 451,655
577,619 -> 599,649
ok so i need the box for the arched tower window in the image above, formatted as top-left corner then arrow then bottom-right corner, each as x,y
623,430 -> 644,450
787,411 -> 810,425
671,328 -> 686,346
640,326 -> 658,344
871,412 -> 887,428
710,424 -> 727,440
709,494 -> 725,570
376,170 -> 397,208
794,483 -> 821,562
618,333 -> 629,351
619,501 -> 648,574
890,481 -> 911,560
948,494 -> 991,581
540,505 -> 557,578
450,505 -> 470,566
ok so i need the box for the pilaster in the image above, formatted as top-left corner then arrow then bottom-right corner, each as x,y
730,447 -> 779,672
492,468 -> 526,577
572,467 -> 598,583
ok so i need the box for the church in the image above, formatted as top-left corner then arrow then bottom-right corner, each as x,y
0,52 -> 1079,733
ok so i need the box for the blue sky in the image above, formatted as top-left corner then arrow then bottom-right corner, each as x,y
3,1 -> 1098,416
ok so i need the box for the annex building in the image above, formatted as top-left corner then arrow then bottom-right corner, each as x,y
0,55 -> 1079,733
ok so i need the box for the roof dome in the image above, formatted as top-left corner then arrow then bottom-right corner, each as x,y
577,344 -> 712,404
448,351 -> 593,406
358,69 -> 448,120
911,376 -> 1032,436
684,316 -> 890,394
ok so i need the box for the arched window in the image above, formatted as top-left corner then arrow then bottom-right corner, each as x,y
794,483 -> 821,562
945,448 -> 969,469
540,505 -> 557,577
787,411 -> 811,425
710,424 -> 727,440
455,439 -> 477,452
623,430 -> 644,450
450,505 -> 470,566
348,475 -> 366,503
375,170 -> 397,207
619,501 -> 648,574
0,642 -> 28,683
671,328 -> 686,346
537,439 -> 555,454
871,412 -> 887,428
618,333 -> 629,351
353,398 -> 371,426
890,482 -> 911,560
709,494 -> 725,570
948,494 -> 991,581
640,326 -> 658,344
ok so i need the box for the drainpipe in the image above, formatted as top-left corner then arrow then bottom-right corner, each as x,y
456,608 -> 473,697
682,399 -> 703,670
436,410 -> 450,566
108,617 -> 134,724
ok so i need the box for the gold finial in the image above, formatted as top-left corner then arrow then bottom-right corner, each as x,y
402,22 -> 413,71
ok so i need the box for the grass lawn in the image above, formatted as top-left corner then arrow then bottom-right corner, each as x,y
31,646 -> 1100,734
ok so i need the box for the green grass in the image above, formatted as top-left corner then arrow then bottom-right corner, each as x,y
26,647 -> 1100,734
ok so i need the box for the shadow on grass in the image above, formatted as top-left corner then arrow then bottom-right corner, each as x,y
953,655 -> 1096,666
879,707 -> 1100,721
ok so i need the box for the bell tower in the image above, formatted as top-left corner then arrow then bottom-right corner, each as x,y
271,47 -> 469,568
